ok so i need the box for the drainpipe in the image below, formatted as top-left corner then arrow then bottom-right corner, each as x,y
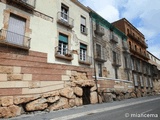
90,16 -> 100,103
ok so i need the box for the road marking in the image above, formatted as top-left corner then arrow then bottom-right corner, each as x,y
141,109 -> 153,114
50,97 -> 160,120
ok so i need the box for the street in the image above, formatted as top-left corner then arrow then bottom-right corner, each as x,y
5,95 -> 160,120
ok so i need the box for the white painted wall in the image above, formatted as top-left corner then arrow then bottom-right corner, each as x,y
0,0 -> 92,67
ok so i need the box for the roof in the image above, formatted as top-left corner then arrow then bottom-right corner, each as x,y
112,18 -> 145,38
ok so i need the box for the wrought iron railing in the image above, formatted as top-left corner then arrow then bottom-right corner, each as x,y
0,29 -> 31,49
79,54 -> 92,65
81,25 -> 88,35
94,48 -> 107,62
57,12 -> 74,28
55,46 -> 73,60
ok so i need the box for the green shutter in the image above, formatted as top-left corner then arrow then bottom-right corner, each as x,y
59,34 -> 68,43
80,43 -> 87,50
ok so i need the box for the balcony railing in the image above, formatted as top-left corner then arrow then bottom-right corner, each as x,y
10,0 -> 36,10
57,12 -> 74,29
81,26 -> 88,35
110,34 -> 118,43
127,32 -> 148,48
94,23 -> 105,37
79,55 -> 92,65
130,45 -> 150,60
0,29 -> 31,50
55,46 -> 73,61
94,49 -> 107,62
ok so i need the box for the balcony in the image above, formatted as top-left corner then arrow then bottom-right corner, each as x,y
79,55 -> 92,65
0,29 -> 31,50
8,0 -> 36,10
94,50 -> 107,62
112,57 -> 121,67
94,23 -> 105,37
81,26 -> 88,35
57,12 -> 74,29
127,32 -> 148,48
55,46 -> 73,61
110,34 -> 118,43
130,45 -> 150,60
122,41 -> 128,50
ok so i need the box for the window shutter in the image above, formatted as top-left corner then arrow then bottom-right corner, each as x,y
59,33 -> 68,43
81,16 -> 86,26
80,43 -> 87,50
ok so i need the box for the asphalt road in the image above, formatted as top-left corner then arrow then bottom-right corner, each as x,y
71,96 -> 160,120
5,95 -> 160,120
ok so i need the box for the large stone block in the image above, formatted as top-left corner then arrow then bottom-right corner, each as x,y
48,97 -> 69,111
8,74 -> 22,81
23,74 -> 32,81
69,99 -> 75,107
60,87 -> 74,99
90,92 -> 98,104
42,90 -> 59,98
13,95 -> 41,105
47,96 -> 60,103
13,67 -> 21,74
25,98 -> 48,111
0,66 -> 12,74
0,74 -> 7,81
75,97 -> 82,106
73,86 -> 83,97
1,96 -> 13,107
0,105 -> 21,118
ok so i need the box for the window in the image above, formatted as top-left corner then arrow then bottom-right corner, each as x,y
140,76 -> 143,87
81,16 -> 87,34
58,33 -> 68,55
7,14 -> 26,46
129,41 -> 131,49
133,74 -> 138,86
80,43 -> 87,61
98,63 -> 102,77
127,29 -> 129,34
113,51 -> 116,64
96,44 -> 101,58
61,4 -> 68,21
131,58 -> 134,70
135,45 -> 137,51
124,56 -> 128,68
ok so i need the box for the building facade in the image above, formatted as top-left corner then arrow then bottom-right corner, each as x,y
0,0 -> 159,118
148,51 -> 160,93
0,0 -> 92,66
113,18 -> 153,92
88,10 -> 133,90
0,0 -> 97,118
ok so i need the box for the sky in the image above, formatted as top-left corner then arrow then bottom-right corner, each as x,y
79,0 -> 160,59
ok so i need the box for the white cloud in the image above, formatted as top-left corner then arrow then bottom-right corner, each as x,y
79,0 -> 120,22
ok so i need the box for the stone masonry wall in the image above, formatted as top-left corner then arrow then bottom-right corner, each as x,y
0,50 -> 95,118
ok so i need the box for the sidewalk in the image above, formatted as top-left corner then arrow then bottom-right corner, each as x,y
4,95 -> 160,120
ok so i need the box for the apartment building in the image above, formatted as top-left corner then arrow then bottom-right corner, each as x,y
89,10 -> 130,80
148,51 -> 160,93
0,0 -> 96,118
0,0 -> 92,66
113,18 -> 153,91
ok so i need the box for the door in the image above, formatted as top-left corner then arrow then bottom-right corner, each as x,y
7,14 -> 26,46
